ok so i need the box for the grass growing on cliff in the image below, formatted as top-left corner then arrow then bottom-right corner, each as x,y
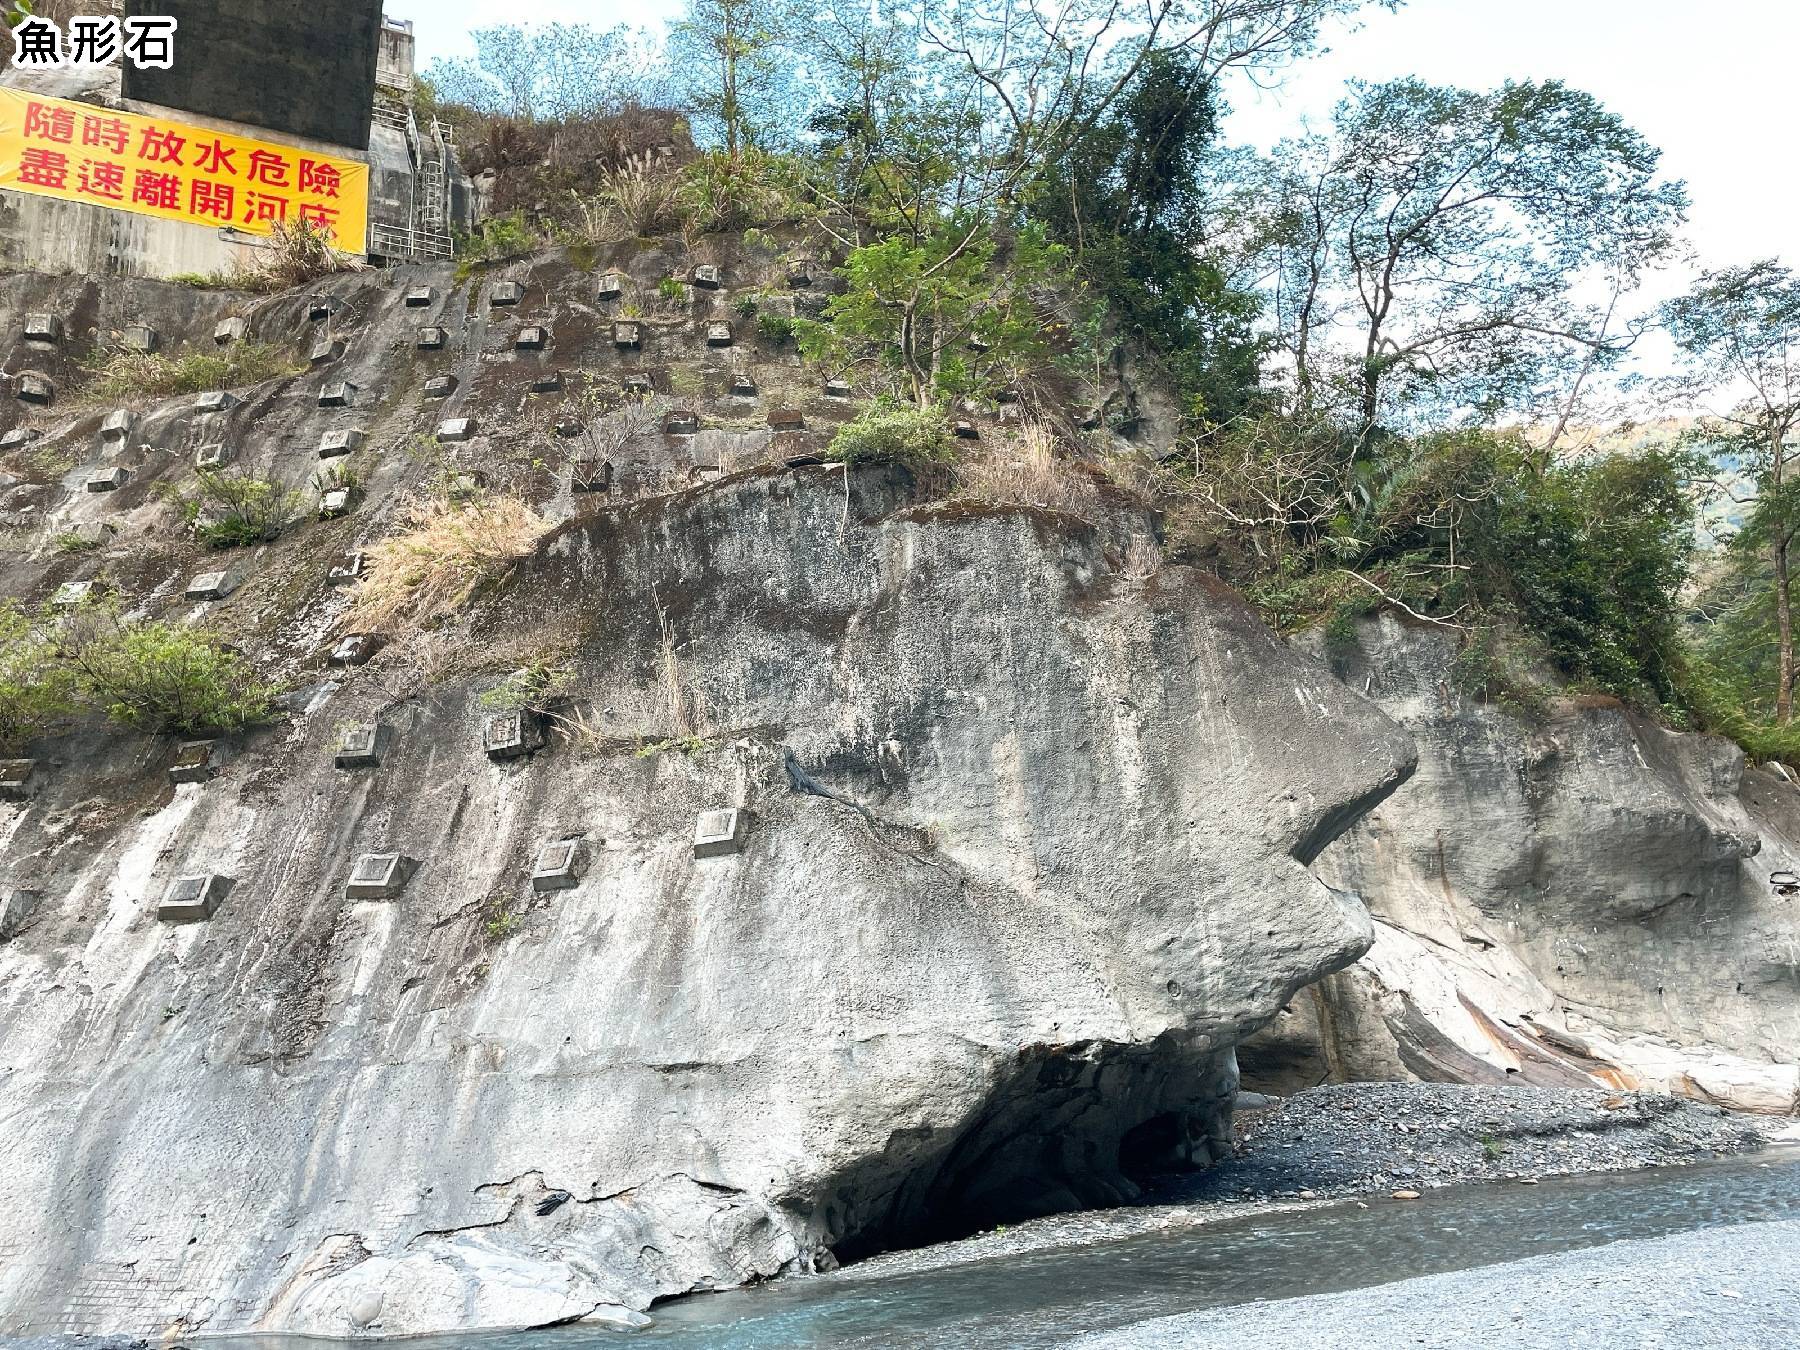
348,496 -> 551,635
82,343 -> 302,401
827,407 -> 957,467
954,420 -> 1104,519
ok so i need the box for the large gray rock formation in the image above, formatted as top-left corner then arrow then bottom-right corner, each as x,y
0,258 -> 1414,1337
1240,614 -> 1800,1115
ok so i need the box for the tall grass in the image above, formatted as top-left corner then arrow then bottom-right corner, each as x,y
347,496 -> 550,634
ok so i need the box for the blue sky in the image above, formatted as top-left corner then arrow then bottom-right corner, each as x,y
388,0 -> 1800,278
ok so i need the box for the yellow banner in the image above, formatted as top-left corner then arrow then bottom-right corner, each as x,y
0,88 -> 367,251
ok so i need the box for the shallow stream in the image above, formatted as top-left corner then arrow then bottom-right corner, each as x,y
232,1149 -> 1800,1348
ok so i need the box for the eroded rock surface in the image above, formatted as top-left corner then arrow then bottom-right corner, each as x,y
1241,614 -> 1800,1115
0,261 -> 1414,1337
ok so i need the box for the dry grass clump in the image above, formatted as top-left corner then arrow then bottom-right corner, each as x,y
347,496 -> 550,635
582,154 -> 681,239
954,420 -> 1104,519
251,218 -> 368,289
82,343 -> 301,401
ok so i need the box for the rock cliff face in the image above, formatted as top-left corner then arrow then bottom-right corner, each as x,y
1240,614 -> 1800,1115
0,255 -> 1414,1336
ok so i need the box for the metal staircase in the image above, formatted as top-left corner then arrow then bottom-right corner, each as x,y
368,95 -> 456,262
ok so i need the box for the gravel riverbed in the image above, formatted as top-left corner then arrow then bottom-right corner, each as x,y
1077,1217 -> 1800,1348
850,1081 -> 1773,1280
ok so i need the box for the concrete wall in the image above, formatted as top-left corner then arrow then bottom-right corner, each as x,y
121,0 -> 384,151
0,184 -> 264,278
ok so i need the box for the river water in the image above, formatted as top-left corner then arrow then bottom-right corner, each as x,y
235,1150 -> 1800,1349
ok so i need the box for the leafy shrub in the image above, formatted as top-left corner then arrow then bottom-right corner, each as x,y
756,312 -> 796,345
172,470 -> 302,548
83,343 -> 301,401
454,209 -> 545,279
828,407 -> 957,466
0,600 -> 76,752
56,604 -> 279,734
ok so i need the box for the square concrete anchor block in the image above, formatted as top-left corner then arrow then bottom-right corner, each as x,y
328,633 -> 383,667
787,260 -> 814,287
319,428 -> 365,459
158,873 -> 231,922
0,887 -> 43,939
491,280 -> 525,307
185,570 -> 240,601
319,382 -> 357,408
168,740 -> 224,785
693,808 -> 749,859
437,417 -> 477,443
730,373 -> 757,397
423,374 -> 459,399
530,370 -> 563,393
824,378 -> 852,399
195,390 -> 239,414
121,323 -> 159,353
621,373 -> 652,395
417,326 -> 447,350
318,487 -> 354,519
572,459 -> 613,493
16,372 -> 55,406
691,264 -> 722,289
706,322 -> 733,347
554,418 -> 583,439
597,272 -> 624,300
531,837 -> 588,892
213,317 -> 247,344
0,758 -> 36,802
86,467 -> 130,492
308,294 -> 343,321
967,336 -> 991,354
996,388 -> 1020,405
664,410 -> 699,436
0,427 -> 41,450
346,853 -> 417,899
24,313 -> 62,344
309,337 -> 346,366
613,321 -> 642,349
194,443 -> 233,469
482,710 -> 543,761
51,579 -> 106,608
516,326 -> 549,351
953,420 -> 980,440
335,723 -> 385,769
100,409 -> 134,442
448,471 -> 487,500
404,286 -> 436,308
768,409 -> 805,432
327,551 -> 365,586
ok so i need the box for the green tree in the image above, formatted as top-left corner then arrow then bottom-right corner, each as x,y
800,221 -> 1084,408
1032,49 -> 1264,422
1265,79 -> 1687,452
668,0 -> 797,155
1663,261 -> 1800,720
